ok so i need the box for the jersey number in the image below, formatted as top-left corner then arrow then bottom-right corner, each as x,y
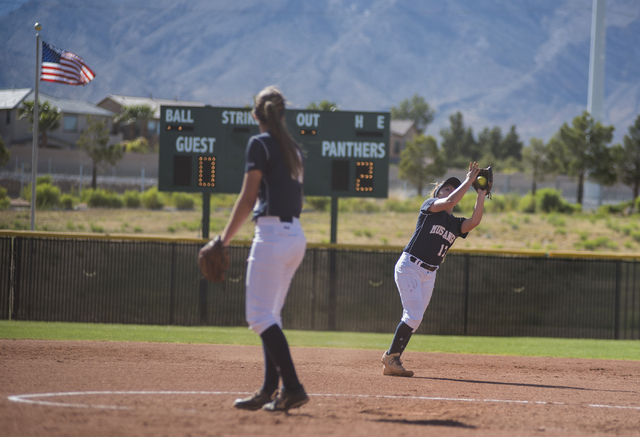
438,244 -> 450,257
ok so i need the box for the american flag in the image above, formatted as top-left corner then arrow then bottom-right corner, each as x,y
41,41 -> 96,86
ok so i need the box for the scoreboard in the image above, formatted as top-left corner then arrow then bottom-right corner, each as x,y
158,106 -> 389,198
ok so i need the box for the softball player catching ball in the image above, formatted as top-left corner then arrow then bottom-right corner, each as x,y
220,86 -> 309,411
381,162 -> 487,377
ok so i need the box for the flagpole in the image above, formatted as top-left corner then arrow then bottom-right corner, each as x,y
31,23 -> 42,231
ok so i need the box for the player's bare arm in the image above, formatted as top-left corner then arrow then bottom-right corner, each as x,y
461,189 -> 486,234
221,169 -> 262,246
429,162 -> 480,213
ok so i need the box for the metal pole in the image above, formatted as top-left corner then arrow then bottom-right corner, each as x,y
588,0 -> 606,123
587,0 -> 606,206
202,193 -> 210,240
30,23 -> 42,231
330,196 -> 338,243
464,254 -> 470,335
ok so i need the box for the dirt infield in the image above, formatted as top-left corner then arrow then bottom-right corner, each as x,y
1,339 -> 639,436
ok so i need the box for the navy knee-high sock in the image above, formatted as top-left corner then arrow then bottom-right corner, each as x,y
260,324 -> 302,392
261,341 -> 280,395
388,321 -> 414,355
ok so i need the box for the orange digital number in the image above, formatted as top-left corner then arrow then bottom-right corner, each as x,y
355,161 -> 374,192
198,156 -> 216,187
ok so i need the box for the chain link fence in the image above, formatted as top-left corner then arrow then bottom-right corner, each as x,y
2,233 -> 639,340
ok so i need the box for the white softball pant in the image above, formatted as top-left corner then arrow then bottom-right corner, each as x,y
245,216 -> 306,335
395,252 -> 437,332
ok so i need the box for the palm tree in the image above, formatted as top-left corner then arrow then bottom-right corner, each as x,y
18,100 -> 61,148
114,104 -> 155,140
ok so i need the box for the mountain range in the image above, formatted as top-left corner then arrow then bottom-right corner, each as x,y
1,0 -> 639,146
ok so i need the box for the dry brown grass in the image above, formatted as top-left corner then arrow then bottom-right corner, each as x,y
3,206 -> 640,254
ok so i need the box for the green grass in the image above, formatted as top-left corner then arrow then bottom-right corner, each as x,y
1,321 -> 638,361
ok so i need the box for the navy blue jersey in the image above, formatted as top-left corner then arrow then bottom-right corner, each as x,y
403,198 -> 468,266
245,132 -> 303,220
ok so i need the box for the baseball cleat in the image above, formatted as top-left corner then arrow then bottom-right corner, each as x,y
261,385 -> 309,412
233,389 -> 275,410
381,351 -> 414,377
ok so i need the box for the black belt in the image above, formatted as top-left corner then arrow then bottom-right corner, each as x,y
279,216 -> 293,223
410,256 -> 438,272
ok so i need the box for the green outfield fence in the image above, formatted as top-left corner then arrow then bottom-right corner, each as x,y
1,231 -> 640,340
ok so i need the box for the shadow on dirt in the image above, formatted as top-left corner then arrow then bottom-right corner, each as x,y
374,418 -> 476,428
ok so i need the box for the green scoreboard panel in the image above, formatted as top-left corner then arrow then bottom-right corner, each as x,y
158,106 -> 389,197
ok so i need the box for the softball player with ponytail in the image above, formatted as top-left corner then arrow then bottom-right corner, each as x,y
381,162 -> 486,377
220,86 -> 308,411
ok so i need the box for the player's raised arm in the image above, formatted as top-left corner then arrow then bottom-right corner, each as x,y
461,188 -> 486,234
429,162 -> 480,213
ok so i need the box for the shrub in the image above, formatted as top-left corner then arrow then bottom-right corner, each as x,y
141,187 -> 165,210
35,183 -> 61,208
36,175 -> 53,185
121,137 -> 149,154
0,187 -> 8,210
171,192 -> 196,210
598,201 -> 631,215
384,198 -> 412,213
87,189 -> 123,208
60,194 -> 76,210
518,194 -> 536,213
454,193 -> 476,214
488,193 -> 520,213
209,194 -> 236,209
517,189 -> 577,214
305,196 -> 330,211
13,220 -> 29,230
90,223 -> 105,233
546,213 -> 566,227
122,190 -> 141,208
339,198 -> 381,213
581,236 -> 617,251
536,188 -> 572,213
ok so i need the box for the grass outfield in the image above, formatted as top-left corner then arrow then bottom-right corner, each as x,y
1,320 -> 639,361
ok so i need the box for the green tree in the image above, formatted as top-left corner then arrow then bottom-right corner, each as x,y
550,111 -> 615,205
399,134 -> 446,196
478,126 -> 502,159
522,137 -> 555,195
77,117 -> 123,189
17,100 -> 61,148
477,125 -> 522,163
0,134 -> 9,166
613,114 -> 640,200
306,100 -> 338,111
114,104 -> 155,139
500,125 -> 523,161
390,94 -> 435,134
440,112 -> 478,168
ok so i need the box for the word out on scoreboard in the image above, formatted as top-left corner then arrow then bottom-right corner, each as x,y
158,106 -> 390,198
